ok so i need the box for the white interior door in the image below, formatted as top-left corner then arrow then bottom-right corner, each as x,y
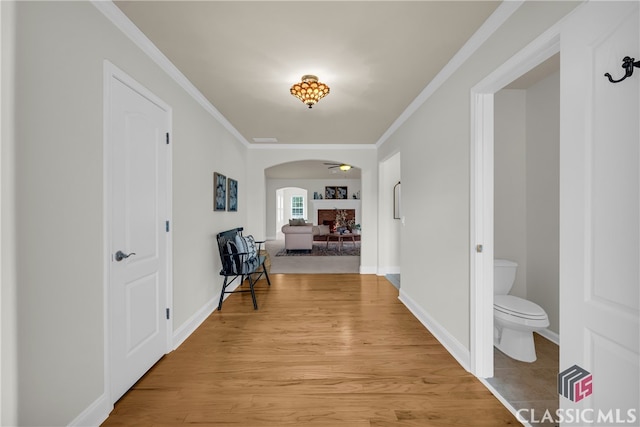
560,1 -> 639,421
107,66 -> 171,403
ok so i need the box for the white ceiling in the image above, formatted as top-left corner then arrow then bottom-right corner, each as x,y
114,1 -> 501,146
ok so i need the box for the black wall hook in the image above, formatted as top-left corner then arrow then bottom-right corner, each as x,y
604,56 -> 640,83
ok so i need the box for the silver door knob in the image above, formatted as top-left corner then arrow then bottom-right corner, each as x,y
115,250 -> 136,262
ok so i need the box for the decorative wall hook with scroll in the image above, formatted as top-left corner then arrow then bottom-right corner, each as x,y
604,56 -> 640,83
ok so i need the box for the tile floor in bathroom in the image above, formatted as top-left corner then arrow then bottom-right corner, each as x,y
487,333 -> 559,427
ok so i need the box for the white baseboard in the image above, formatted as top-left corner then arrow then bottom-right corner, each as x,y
536,328 -> 559,346
359,265 -> 377,274
376,266 -> 401,276
172,297 -> 217,349
68,392 -> 111,427
398,289 -> 471,372
172,281 -> 242,349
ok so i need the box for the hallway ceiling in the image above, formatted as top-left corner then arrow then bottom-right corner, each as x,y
114,1 -> 500,146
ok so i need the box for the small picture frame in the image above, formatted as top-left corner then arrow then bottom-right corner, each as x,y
336,186 -> 348,199
214,172 -> 226,211
227,178 -> 238,212
325,186 -> 336,199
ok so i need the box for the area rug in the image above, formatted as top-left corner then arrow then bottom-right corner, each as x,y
276,243 -> 360,257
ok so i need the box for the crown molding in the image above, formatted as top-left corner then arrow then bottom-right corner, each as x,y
249,143 -> 376,151
375,0 -> 525,148
92,1 -> 251,148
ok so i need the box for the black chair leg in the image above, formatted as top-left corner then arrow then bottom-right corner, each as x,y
218,277 -> 229,311
263,264 -> 271,286
249,277 -> 258,310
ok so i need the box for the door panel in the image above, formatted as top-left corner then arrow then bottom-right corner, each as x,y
108,71 -> 170,403
560,1 -> 639,421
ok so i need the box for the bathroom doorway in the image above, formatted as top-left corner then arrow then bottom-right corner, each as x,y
488,54 -> 560,416
469,32 -> 560,379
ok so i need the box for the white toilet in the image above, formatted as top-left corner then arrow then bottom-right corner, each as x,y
493,259 -> 549,362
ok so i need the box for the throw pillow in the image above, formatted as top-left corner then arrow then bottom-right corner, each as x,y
289,218 -> 306,226
235,234 -> 257,261
245,235 -> 258,259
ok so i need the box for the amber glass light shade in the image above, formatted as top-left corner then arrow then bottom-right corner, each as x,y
290,75 -> 330,108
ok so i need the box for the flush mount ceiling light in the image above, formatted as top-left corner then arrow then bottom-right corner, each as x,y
290,75 -> 330,109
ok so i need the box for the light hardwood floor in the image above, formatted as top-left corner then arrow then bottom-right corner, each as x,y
102,274 -> 518,426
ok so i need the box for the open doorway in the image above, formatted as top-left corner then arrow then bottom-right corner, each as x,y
469,30 -> 560,380
487,53 -> 560,415
264,160 -> 362,274
379,152 -> 402,288
275,187 -> 308,240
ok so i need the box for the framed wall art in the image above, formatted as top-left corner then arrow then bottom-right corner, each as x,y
227,178 -> 238,212
325,186 -> 336,199
214,172 -> 226,211
325,186 -> 348,200
336,186 -> 348,199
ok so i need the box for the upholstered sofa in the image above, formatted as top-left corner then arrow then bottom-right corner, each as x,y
281,222 -> 331,251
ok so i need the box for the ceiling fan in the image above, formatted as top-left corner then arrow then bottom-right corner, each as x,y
324,162 -> 352,171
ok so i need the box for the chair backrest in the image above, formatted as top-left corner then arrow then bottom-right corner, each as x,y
216,227 -> 243,274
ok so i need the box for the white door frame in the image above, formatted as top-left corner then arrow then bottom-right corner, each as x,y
469,25 -> 561,378
102,61 -> 173,403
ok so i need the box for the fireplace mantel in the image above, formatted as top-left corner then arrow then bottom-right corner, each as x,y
311,199 -> 361,225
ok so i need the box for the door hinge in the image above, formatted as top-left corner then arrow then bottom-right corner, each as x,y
166,308 -> 170,319
166,220 -> 170,232
166,132 -> 170,145
476,244 -> 483,253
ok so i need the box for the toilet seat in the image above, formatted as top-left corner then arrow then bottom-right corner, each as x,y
494,295 -> 548,320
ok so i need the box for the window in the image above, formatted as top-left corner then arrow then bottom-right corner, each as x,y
291,196 -> 305,219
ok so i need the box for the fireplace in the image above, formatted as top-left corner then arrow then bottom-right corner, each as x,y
311,199 -> 361,228
318,209 -> 355,231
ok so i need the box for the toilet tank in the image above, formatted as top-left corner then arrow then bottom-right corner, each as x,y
494,259 -> 518,295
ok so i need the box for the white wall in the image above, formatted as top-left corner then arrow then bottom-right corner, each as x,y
526,71 -> 560,334
1,2 -> 18,425
494,90 -> 528,298
4,2 -> 248,424
266,178 -> 361,239
377,1 -> 576,353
